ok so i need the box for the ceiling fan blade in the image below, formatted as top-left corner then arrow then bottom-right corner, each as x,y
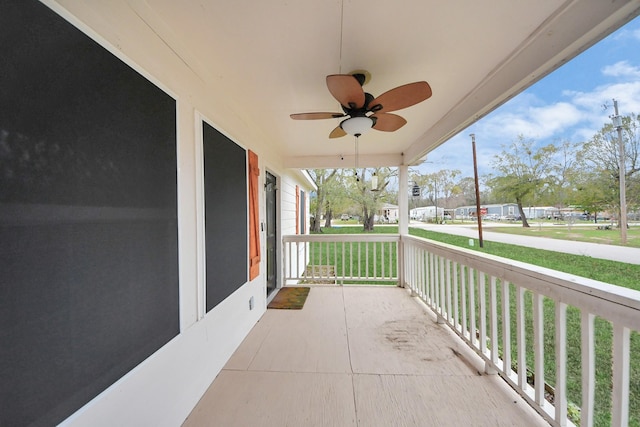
329,126 -> 347,138
290,112 -> 345,120
326,74 -> 365,109
368,81 -> 432,113
372,113 -> 407,132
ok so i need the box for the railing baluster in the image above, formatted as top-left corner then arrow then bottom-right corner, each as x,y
416,245 -> 420,293
311,242 -> 317,280
533,292 -> 545,406
516,285 -> 526,390
420,250 -> 425,300
423,250 -> 428,299
301,241 -> 306,280
350,241 -> 354,280
446,259 -> 452,323
292,241 -> 297,281
333,242 -> 338,284
341,241 -> 345,283
439,256 -> 446,320
432,253 -> 437,307
501,280 -> 511,376
325,241 -> 330,280
389,241 -> 394,282
581,312 -> 595,427
612,323 -> 631,427
410,244 -> 416,294
365,241 -> 370,280
358,242 -> 362,279
469,267 -> 476,348
479,273 -> 487,355
555,302 -> 567,425
429,252 -> 436,308
453,262 -> 459,330
286,241 -> 291,281
381,242 -> 385,279
461,265 -> 468,340
373,241 -> 377,279
489,276 -> 498,367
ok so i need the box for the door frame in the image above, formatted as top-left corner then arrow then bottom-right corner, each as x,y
264,169 -> 280,302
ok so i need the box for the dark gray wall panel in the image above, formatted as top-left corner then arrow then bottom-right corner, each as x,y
0,1 -> 179,426
202,122 -> 248,312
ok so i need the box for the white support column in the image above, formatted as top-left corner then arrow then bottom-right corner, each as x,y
398,165 -> 409,235
398,165 -> 408,288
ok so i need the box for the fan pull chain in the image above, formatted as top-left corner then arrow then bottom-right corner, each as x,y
354,135 -> 360,181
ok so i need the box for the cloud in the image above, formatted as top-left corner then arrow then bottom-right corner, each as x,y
602,60 -> 640,79
612,26 -> 640,42
566,80 -> 640,137
474,99 -> 583,142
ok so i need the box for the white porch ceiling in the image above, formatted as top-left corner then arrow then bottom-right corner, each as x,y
133,0 -> 640,169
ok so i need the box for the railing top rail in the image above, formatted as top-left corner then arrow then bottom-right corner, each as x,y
283,233 -> 400,243
402,234 -> 640,330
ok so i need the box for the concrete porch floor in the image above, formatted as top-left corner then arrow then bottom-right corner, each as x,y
183,286 -> 549,426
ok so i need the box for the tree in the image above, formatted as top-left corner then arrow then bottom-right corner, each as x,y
577,113 -> 640,224
307,169 -> 338,232
449,176 -> 477,207
488,135 -> 558,227
546,139 -> 581,208
411,169 -> 460,222
346,167 -> 395,231
572,168 -> 612,222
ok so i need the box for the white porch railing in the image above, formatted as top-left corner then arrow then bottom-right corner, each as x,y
282,233 -> 640,426
402,234 -> 640,427
283,234 -> 398,285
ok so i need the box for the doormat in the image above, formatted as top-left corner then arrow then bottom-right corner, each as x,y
267,287 -> 310,310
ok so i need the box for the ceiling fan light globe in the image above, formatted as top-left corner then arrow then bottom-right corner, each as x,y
341,117 -> 373,136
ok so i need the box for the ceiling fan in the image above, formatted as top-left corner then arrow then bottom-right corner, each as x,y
290,73 -> 432,138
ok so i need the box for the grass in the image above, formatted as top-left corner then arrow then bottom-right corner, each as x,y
410,228 -> 640,291
316,225 -> 640,426
308,226 -> 398,285
485,223 -> 640,248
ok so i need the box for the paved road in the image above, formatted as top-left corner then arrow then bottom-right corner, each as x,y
410,222 -> 640,265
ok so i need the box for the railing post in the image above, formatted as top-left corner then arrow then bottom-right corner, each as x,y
398,237 -> 405,287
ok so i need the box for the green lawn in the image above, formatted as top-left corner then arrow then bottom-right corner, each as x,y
485,223 -> 640,248
317,225 -> 640,426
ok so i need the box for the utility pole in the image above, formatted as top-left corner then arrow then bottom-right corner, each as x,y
612,99 -> 628,244
471,134 -> 484,247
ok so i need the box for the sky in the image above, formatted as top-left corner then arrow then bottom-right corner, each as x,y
418,15 -> 640,179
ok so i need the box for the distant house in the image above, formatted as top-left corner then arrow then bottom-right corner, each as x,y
454,203 -> 518,219
410,206 -> 445,221
521,206 -> 557,219
455,204 -> 566,220
378,203 -> 399,223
